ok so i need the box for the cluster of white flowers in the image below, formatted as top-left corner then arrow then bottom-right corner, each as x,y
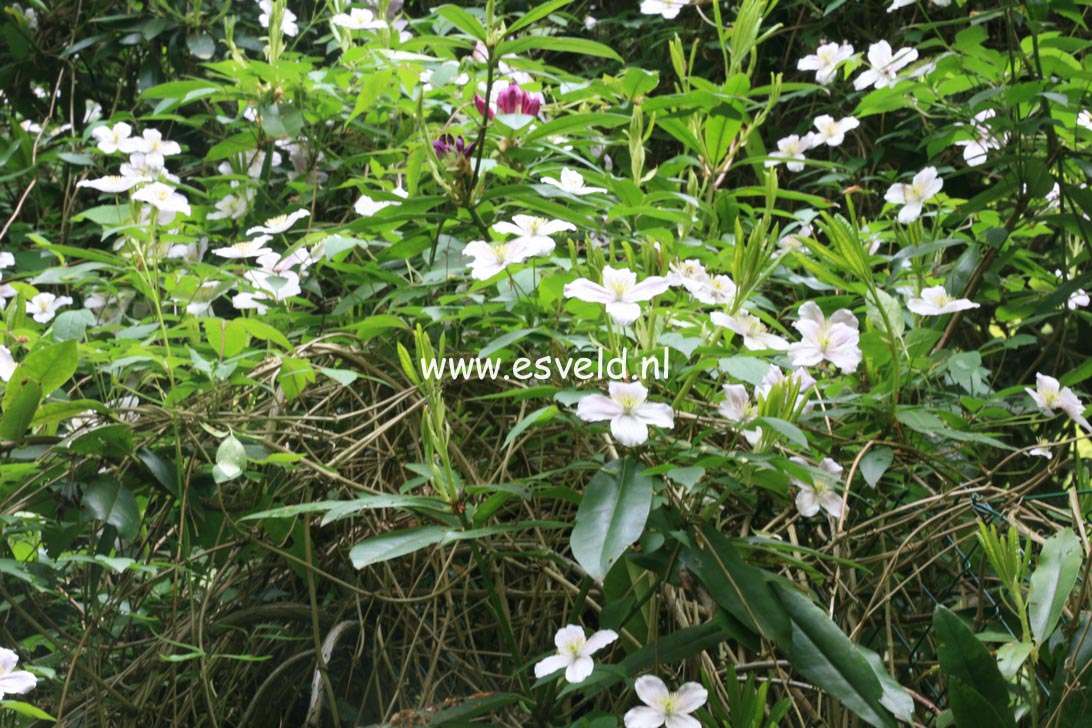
533,625 -> 706,728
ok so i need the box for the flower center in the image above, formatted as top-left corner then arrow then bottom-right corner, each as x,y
617,394 -> 639,413
563,638 -> 584,657
492,244 -> 508,262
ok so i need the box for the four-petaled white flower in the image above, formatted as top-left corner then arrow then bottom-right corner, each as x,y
0,346 -> 16,382
493,215 -> 576,256
789,301 -> 862,374
954,109 -> 1005,167
354,195 -> 400,218
132,181 -> 192,222
208,189 -> 255,221
332,7 -> 386,30
26,292 -> 73,323
765,134 -> 812,172
533,625 -> 618,684
540,168 -> 607,195
667,259 -> 709,294
692,275 -> 737,306
1079,110 -> 1092,131
885,166 -> 943,224
213,235 -> 275,259
758,365 -> 816,414
118,128 -> 181,169
906,285 -> 979,316
576,381 -> 674,447
790,457 -> 845,518
258,0 -> 299,36
564,266 -> 671,326
463,239 -> 535,280
853,41 -> 919,91
247,209 -> 310,236
797,42 -> 855,85
639,0 -> 690,20
76,175 -> 143,193
0,648 -> 37,700
1068,289 -> 1090,310
806,115 -> 860,147
91,122 -> 132,154
1027,373 -> 1091,432
232,269 -> 302,314
624,675 -> 707,728
778,223 -> 813,255
718,383 -> 761,446
711,311 -> 790,351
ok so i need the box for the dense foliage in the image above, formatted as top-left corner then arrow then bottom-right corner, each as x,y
1,0 -> 1091,726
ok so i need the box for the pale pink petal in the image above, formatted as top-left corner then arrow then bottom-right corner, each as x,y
553,624 -> 585,649
565,655 -> 594,683
665,715 -> 701,728
635,675 -> 670,705
582,629 -> 618,655
626,276 -> 671,301
577,394 -> 623,422
672,682 -> 708,713
625,706 -> 666,728
611,414 -> 650,446
796,487 -> 820,517
564,279 -> 615,304
636,402 -> 674,429
605,300 -> 642,325
534,654 -> 571,679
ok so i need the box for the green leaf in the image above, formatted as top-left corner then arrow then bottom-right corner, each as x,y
497,36 -> 623,62
503,405 -> 557,448
213,434 -> 247,483
350,526 -> 449,569
0,378 -> 42,442
52,309 -> 96,341
859,447 -> 893,487
779,586 -> 896,728
571,458 -> 655,580
239,495 -> 444,522
0,700 -> 57,721
1028,528 -> 1083,642
506,0 -> 574,34
82,478 -> 141,540
8,340 -> 78,398
235,316 -> 292,349
933,605 -> 1013,724
861,647 -> 914,722
947,674 -> 1014,728
683,525 -> 792,647
434,5 -> 486,41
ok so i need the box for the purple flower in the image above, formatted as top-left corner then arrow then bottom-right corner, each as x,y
433,134 -> 476,158
475,82 -> 543,119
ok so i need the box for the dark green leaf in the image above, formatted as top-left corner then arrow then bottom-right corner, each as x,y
571,458 -> 655,580
1028,528 -> 1082,642
82,479 -> 141,540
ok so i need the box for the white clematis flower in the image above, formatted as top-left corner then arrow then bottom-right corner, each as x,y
90,122 -> 132,154
118,128 -> 181,169
791,457 -> 846,518
564,266 -> 671,326
624,675 -> 707,728
576,381 -> 674,447
691,275 -> 737,306
0,648 -> 37,700
906,285 -> 979,315
76,175 -> 143,193
666,259 -> 710,294
132,181 -> 191,223
212,235 -> 275,260
208,189 -> 255,221
639,0 -> 690,19
353,195 -> 400,217
26,292 -> 73,323
765,134 -> 812,172
247,209 -> 310,235
718,383 -> 761,446
806,115 -> 860,147
533,625 -> 618,684
492,215 -> 576,256
853,40 -> 919,91
463,239 -> 535,280
1027,373 -> 1091,431
797,42 -> 855,85
540,168 -> 606,195
331,7 -> 386,30
710,311 -> 790,351
258,0 -> 299,36
232,269 -> 302,314
885,166 -> 943,224
789,301 -> 862,374
954,109 -> 1005,167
